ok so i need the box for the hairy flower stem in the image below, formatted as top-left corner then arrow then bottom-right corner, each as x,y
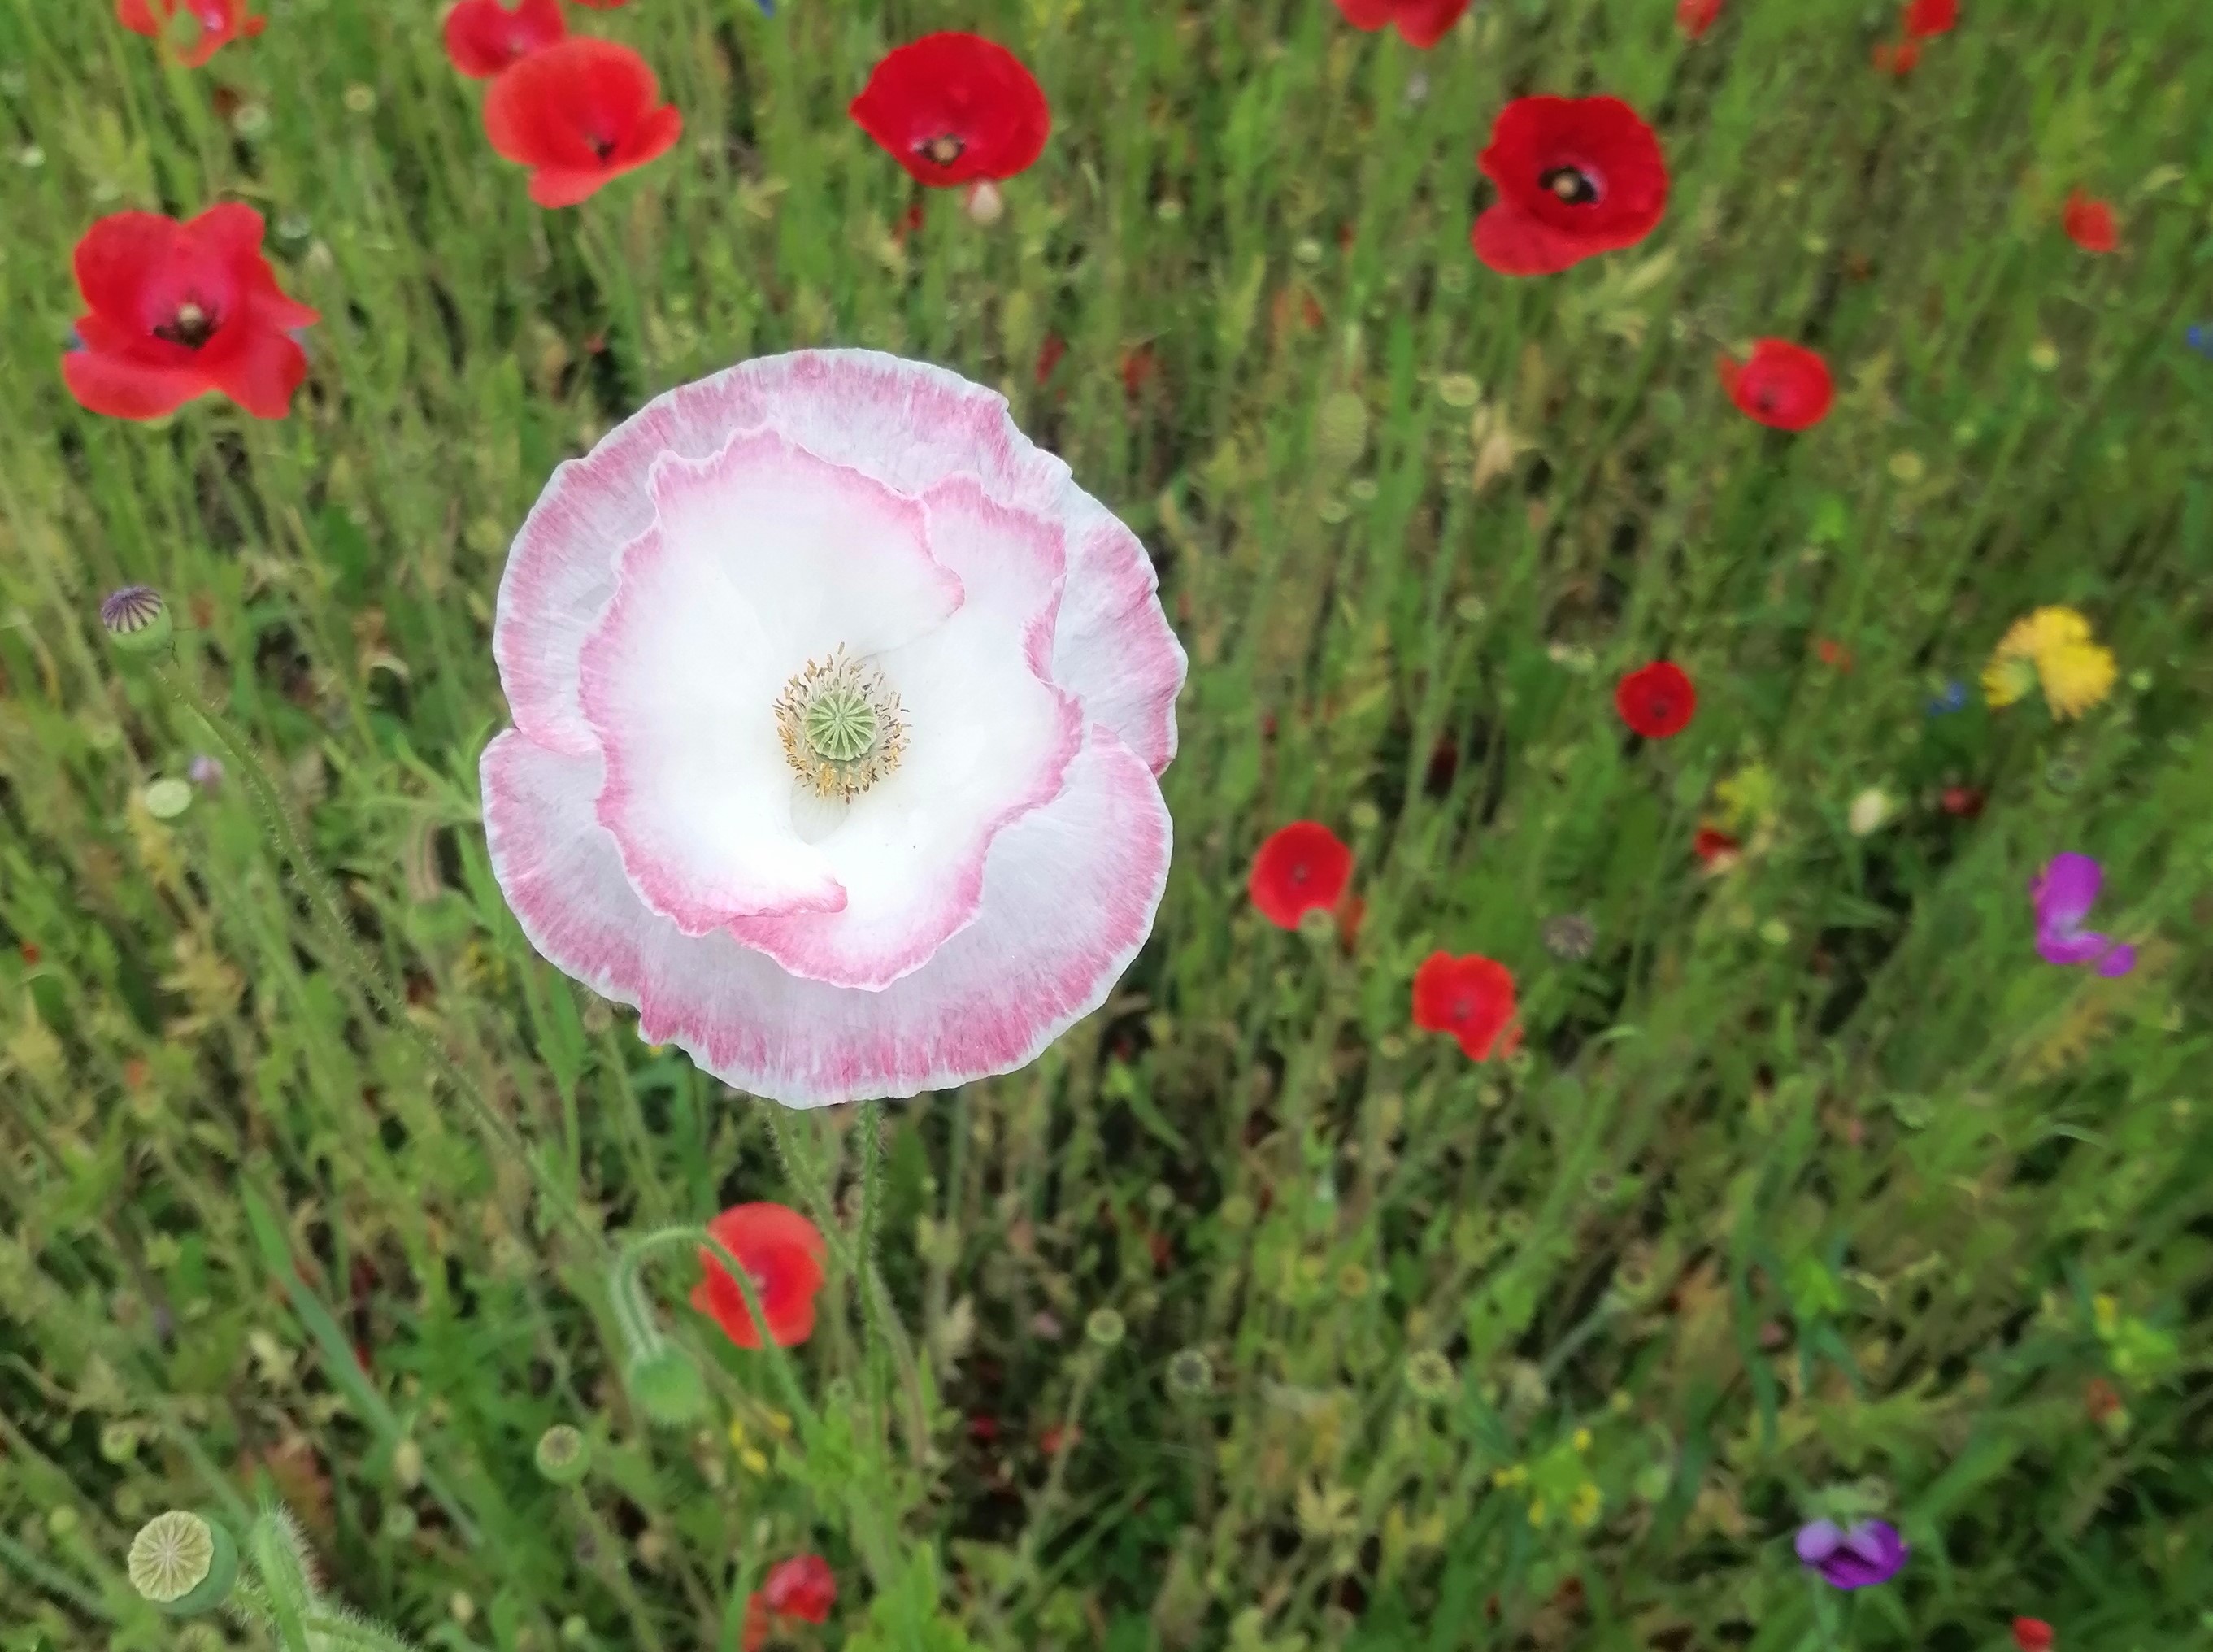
245,1511 -> 316,1652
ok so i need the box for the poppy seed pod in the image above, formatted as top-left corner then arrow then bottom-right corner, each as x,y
128,1511 -> 238,1615
534,1424 -> 591,1485
101,586 -> 174,657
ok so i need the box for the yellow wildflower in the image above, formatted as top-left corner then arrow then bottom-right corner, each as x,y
1982,606 -> 2116,720
1570,1481 -> 1602,1529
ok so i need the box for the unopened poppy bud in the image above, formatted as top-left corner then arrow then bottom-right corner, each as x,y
127,1511 -> 237,1615
624,1343 -> 708,1427
101,586 -> 173,658
534,1424 -> 591,1485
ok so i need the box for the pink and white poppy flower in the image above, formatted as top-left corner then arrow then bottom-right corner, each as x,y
481,350 -> 1185,1106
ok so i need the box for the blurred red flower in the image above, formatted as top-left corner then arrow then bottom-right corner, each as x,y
1903,0 -> 1958,37
1614,661 -> 1698,739
1693,825 -> 1741,867
762,1555 -> 836,1623
850,33 -> 1050,188
63,204 -> 317,421
1940,785 -> 1985,819
1248,822 -> 1354,931
1717,339 -> 1834,430
2061,190 -> 2117,254
444,0 -> 564,79
570,0 -> 628,5
483,37 -> 683,208
1328,0 -> 1470,49
1411,952 -> 1519,1060
2010,1619 -> 2053,1652
1034,332 -> 1067,385
692,1202 -> 828,1350
1472,96 -> 1667,276
116,0 -> 265,67
1120,342 -> 1158,398
1872,39 -> 1923,76
1676,0 -> 1724,37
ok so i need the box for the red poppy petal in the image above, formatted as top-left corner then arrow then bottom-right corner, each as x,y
62,349 -> 211,420
1391,0 -> 1471,46
202,324 -> 310,418
611,102 -> 685,172
73,211 -> 185,322
115,0 -> 160,36
1472,203 -> 1599,276
1329,0 -> 1398,28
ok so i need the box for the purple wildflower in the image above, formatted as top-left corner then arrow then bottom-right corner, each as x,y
2031,853 -> 2135,977
188,754 -> 224,791
1795,1519 -> 1908,1590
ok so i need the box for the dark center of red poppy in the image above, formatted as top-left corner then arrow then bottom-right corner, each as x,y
1450,996 -> 1473,1023
1290,864 -> 1310,883
152,299 -> 218,350
1540,166 -> 1600,206
589,133 -> 618,160
919,134 -> 966,167
1647,692 -> 1674,718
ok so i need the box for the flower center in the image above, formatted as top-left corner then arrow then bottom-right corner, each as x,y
919,133 -> 966,167
1541,165 -> 1600,206
776,649 -> 907,800
154,299 -> 217,349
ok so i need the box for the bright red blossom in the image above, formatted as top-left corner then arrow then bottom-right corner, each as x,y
1676,0 -> 1724,37
1473,96 -> 1667,276
1940,785 -> 1985,819
1328,0 -> 1470,50
1693,825 -> 1741,867
2010,1619 -> 2053,1652
850,33 -> 1050,188
1615,661 -> 1697,739
1902,0 -> 1958,37
1717,339 -> 1834,431
691,1202 -> 828,1350
1411,953 -> 1519,1061
2061,190 -> 2118,254
443,0 -> 564,80
483,37 -> 683,208
1248,822 -> 1354,931
63,204 -> 318,421
761,1555 -> 837,1624
116,0 -> 265,67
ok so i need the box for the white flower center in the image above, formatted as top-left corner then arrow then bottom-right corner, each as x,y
775,648 -> 907,800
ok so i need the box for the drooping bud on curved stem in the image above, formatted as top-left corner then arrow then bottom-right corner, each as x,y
127,1511 -> 237,1615
608,1226 -> 712,1427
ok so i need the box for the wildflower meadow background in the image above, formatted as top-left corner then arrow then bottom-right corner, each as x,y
3,0 -> 2212,1650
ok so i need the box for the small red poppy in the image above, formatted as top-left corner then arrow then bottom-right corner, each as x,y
691,1202 -> 828,1349
2083,1376 -> 2121,1422
1248,822 -> 1354,931
443,0 -> 563,80
1717,339 -> 1834,431
1939,785 -> 1985,819
1328,0 -> 1471,50
483,37 -> 683,208
1693,825 -> 1741,867
850,33 -> 1049,188
761,1554 -> 836,1624
1120,342 -> 1158,398
2010,1619 -> 2053,1652
1411,952 -> 1519,1061
1039,1422 -> 1083,1455
1472,96 -> 1668,277
1676,0 -> 1724,37
1872,39 -> 1923,76
63,204 -> 318,421
2061,190 -> 2118,254
19,943 -> 40,966
1815,638 -> 1854,671
1034,332 -> 1067,386
1614,660 -> 1697,739
116,0 -> 266,67
1902,0 -> 1958,37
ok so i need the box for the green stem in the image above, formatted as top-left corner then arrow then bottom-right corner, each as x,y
246,1513 -> 316,1652
300,1615 -> 421,1652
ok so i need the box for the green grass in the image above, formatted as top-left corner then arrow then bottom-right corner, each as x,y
3,0 -> 2212,1648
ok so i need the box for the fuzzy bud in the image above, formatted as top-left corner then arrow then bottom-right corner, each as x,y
624,1345 -> 708,1427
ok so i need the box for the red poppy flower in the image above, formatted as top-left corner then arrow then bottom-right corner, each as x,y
1815,638 -> 1854,671
1902,0 -> 1958,37
2010,1619 -> 2053,1652
443,0 -> 564,80
761,1554 -> 836,1624
483,37 -> 683,208
1716,339 -> 1834,431
1693,825 -> 1741,867
1039,1422 -> 1082,1455
691,1202 -> 828,1349
1328,0 -> 1471,49
1939,785 -> 1985,819
2061,190 -> 2117,254
1872,39 -> 1923,76
1676,0 -> 1724,37
1034,332 -> 1067,385
1411,952 -> 1518,1061
1472,96 -> 1668,276
850,33 -> 1050,188
1248,822 -> 1354,930
116,0 -> 266,67
63,205 -> 319,421
1120,343 -> 1158,398
1614,661 -> 1697,739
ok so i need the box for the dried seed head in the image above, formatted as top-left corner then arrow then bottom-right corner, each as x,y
128,1511 -> 237,1613
1165,1348 -> 1213,1397
1404,1350 -> 1457,1402
1085,1307 -> 1127,1349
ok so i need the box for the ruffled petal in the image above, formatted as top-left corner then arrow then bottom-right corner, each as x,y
480,723 -> 1172,1107
577,429 -> 962,935
1472,203 -> 1601,276
202,324 -> 310,418
724,475 -> 1081,989
1050,489 -> 1185,775
2036,924 -> 2108,967
62,348 -> 210,420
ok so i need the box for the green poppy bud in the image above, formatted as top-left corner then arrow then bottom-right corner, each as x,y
624,1344 -> 707,1427
100,586 -> 173,659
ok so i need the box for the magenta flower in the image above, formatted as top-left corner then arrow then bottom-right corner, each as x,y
2031,853 -> 2135,977
1795,1519 -> 1908,1589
